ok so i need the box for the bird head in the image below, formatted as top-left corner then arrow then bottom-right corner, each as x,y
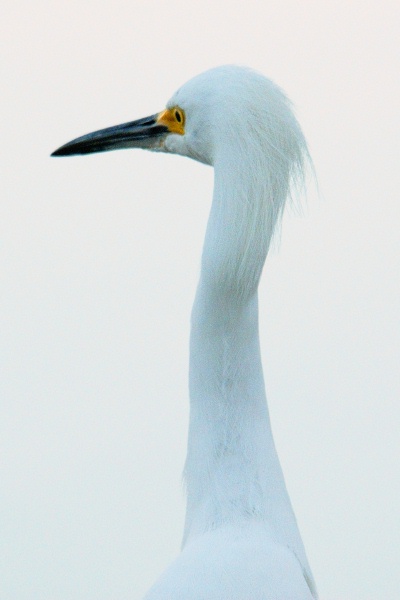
51,65 -> 302,170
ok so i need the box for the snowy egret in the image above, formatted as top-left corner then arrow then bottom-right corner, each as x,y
52,65 -> 317,600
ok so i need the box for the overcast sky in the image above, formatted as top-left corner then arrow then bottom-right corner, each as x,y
1,2 -> 399,599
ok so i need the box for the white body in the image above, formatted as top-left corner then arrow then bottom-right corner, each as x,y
143,67 -> 317,599
145,524 -> 312,600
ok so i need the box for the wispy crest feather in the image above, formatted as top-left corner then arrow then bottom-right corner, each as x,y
194,66 -> 311,297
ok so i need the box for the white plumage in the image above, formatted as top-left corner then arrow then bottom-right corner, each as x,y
53,65 -> 317,600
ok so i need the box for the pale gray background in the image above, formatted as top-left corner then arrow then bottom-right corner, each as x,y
1,2 -> 399,599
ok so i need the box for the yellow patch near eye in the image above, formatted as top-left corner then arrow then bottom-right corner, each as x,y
157,107 -> 185,135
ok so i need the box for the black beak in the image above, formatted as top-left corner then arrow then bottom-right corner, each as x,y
51,114 -> 169,157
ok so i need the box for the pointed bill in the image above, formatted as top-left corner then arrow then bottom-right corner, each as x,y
51,114 -> 169,157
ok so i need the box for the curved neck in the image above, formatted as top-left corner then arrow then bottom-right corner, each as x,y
182,155 -> 314,594
184,156 -> 289,537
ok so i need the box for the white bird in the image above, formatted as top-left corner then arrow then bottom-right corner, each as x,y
52,65 -> 317,600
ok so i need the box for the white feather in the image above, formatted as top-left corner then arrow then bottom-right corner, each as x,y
144,66 -> 317,599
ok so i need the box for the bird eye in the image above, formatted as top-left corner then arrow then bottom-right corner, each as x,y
175,109 -> 182,123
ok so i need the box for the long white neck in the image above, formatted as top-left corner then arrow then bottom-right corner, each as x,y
182,149 -> 315,591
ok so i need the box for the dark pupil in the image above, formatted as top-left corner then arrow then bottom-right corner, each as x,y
175,110 -> 182,123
